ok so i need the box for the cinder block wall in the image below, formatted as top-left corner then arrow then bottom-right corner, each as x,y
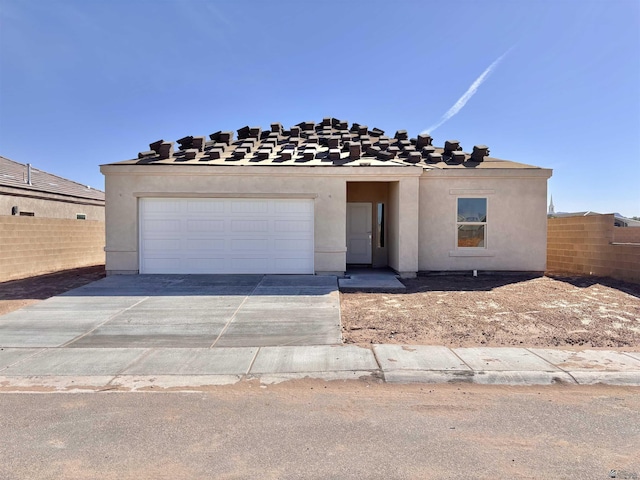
0,216 -> 105,282
613,227 -> 640,244
547,214 -> 640,284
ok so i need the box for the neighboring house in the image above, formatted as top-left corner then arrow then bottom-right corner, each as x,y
0,155 -> 105,219
100,118 -> 552,277
0,155 -> 106,282
549,211 -> 640,228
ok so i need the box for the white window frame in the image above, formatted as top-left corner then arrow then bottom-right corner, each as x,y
456,197 -> 487,249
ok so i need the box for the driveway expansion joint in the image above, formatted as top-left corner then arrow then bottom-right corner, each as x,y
59,296 -> 150,348
209,275 -> 264,349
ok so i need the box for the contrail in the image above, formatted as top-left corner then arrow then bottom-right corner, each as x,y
422,48 -> 513,134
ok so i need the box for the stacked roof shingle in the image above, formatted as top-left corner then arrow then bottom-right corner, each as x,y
118,117 -> 526,169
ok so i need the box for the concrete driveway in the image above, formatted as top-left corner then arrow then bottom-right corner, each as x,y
0,275 -> 341,348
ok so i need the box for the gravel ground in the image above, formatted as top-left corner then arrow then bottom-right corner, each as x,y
340,274 -> 640,348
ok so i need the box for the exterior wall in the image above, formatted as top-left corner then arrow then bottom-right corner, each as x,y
0,187 -> 105,220
418,169 -> 552,272
0,216 -> 105,282
395,177 -> 420,276
613,227 -> 640,244
386,179 -> 420,277
101,163 -> 549,277
388,181 -> 400,273
547,214 -> 640,284
101,164 -> 420,275
346,182 -> 389,267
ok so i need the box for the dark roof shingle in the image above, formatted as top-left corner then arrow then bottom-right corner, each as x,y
110,118 -> 540,169
0,156 -> 105,201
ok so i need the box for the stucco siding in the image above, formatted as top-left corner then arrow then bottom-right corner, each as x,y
101,166 -> 419,274
101,163 -> 549,276
418,170 -> 551,272
395,178 -> 420,276
387,181 -> 400,273
1,188 -> 105,220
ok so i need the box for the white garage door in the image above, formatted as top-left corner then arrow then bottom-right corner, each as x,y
139,198 -> 314,274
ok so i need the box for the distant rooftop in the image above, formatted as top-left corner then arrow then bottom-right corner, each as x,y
550,211 -> 640,227
0,156 -> 105,202
109,117 -> 540,170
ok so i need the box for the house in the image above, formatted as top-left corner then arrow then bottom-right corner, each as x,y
0,155 -> 105,219
0,155 -> 106,282
100,118 -> 552,277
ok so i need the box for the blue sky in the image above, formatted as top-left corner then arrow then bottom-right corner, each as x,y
1,0 -> 638,217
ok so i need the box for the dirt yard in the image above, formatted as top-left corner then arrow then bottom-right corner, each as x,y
3,269 -> 639,349
0,266 -> 105,316
341,274 -> 640,349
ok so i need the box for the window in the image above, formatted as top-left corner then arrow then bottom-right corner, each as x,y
76,214 -> 87,220
19,211 -> 34,217
457,198 -> 486,248
377,203 -> 385,248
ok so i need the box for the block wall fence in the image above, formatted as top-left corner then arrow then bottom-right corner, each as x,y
2,214 -> 638,283
547,214 -> 640,284
0,216 -> 105,282
613,226 -> 640,244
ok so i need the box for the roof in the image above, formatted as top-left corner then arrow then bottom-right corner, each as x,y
0,156 -> 105,202
108,118 -> 540,170
550,211 -> 640,227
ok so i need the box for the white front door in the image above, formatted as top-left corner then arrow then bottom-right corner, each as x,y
346,202 -> 372,264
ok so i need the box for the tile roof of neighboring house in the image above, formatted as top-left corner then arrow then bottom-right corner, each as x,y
0,156 -> 105,202
550,211 -> 640,227
108,118 -> 540,170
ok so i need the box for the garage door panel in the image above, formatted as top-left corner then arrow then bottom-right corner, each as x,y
144,219 -> 182,233
140,198 -> 314,274
143,239 -> 182,252
231,220 -> 269,232
183,257 -> 227,272
274,220 -> 312,233
186,238 -> 226,251
232,238 -> 269,252
230,257 -> 269,272
186,219 -> 225,232
231,201 -> 269,213
187,200 -> 224,213
274,201 -> 313,214
144,200 -> 181,213
274,238 -> 313,251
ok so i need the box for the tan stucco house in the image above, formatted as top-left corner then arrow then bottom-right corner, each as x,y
1,155 -> 105,220
100,118 -> 552,277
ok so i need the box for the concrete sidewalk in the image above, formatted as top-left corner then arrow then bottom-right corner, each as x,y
1,344 -> 639,391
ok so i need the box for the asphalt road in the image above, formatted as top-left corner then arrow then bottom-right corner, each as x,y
1,381 -> 639,479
